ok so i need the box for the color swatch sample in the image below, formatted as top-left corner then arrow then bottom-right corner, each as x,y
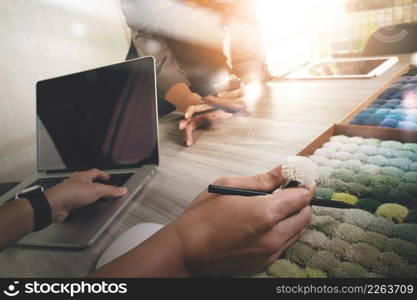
309,135 -> 417,223
251,206 -> 417,278
248,135 -> 417,278
350,68 -> 417,129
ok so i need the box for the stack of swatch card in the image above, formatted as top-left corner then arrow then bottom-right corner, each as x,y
350,68 -> 417,130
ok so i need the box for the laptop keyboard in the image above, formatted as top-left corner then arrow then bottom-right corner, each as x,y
92,173 -> 134,187
29,177 -> 67,189
4,172 -> 134,204
27,172 -> 134,190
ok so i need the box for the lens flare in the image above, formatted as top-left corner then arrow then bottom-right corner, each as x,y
243,81 -> 262,110
403,91 -> 417,110
411,52 -> 417,65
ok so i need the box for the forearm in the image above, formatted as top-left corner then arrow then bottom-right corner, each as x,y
165,82 -> 203,112
90,223 -> 190,278
0,198 -> 34,250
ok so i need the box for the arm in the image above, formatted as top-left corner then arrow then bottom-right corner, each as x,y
131,28 -> 234,144
0,197 -> 35,250
130,30 -> 200,112
89,223 -> 190,277
91,165 -> 314,277
228,0 -> 270,82
120,0 -> 224,50
121,0 -> 223,112
0,169 -> 126,250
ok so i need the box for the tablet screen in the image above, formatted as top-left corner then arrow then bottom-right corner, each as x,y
284,57 -> 397,79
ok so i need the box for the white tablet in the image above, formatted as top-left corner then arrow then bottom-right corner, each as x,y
283,56 -> 399,80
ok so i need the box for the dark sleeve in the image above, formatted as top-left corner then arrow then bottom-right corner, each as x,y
120,0 -> 191,97
130,30 -> 190,98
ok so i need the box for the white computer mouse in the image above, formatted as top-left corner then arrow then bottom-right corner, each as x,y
96,222 -> 164,269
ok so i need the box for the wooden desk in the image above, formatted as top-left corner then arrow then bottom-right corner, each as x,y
0,55 -> 411,277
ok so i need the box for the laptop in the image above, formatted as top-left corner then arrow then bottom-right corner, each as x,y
0,56 -> 159,248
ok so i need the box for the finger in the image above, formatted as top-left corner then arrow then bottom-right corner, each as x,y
268,188 -> 314,222
212,110 -> 234,121
180,111 -> 212,130
227,77 -> 242,90
274,205 -> 312,234
266,232 -> 303,264
260,206 -> 312,253
217,85 -> 245,98
54,211 -> 70,223
93,184 -> 128,200
205,95 -> 246,111
213,165 -> 285,193
226,188 -> 310,235
179,118 -> 191,130
71,169 -> 109,182
185,117 -> 207,146
245,187 -> 312,231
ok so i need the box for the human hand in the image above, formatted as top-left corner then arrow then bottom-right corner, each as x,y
179,103 -> 234,146
172,165 -> 314,276
45,169 -> 127,223
179,75 -> 251,147
207,74 -> 247,112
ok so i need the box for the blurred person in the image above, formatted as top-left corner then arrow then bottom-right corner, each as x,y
121,0 -> 270,146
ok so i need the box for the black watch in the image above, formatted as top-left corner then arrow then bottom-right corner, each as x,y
15,185 -> 52,231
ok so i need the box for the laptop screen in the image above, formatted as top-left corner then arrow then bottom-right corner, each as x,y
36,57 -> 159,172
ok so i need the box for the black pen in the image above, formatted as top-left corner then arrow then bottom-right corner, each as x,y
189,106 -> 237,118
207,184 -> 357,209
182,77 -> 242,119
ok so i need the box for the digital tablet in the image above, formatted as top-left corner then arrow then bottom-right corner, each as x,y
283,56 -> 399,80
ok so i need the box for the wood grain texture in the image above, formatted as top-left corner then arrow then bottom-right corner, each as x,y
0,46 -> 412,278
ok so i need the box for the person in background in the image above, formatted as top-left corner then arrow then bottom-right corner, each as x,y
0,166 -> 313,277
121,0 -> 270,146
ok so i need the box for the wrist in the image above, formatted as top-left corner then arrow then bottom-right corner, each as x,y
92,223 -> 191,277
18,188 -> 53,232
165,83 -> 202,112
44,188 -> 68,223
159,223 -> 191,277
184,93 -> 203,109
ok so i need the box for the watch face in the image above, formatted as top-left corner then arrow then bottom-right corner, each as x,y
15,185 -> 44,200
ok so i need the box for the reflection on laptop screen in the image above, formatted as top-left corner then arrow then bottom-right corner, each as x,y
36,57 -> 158,172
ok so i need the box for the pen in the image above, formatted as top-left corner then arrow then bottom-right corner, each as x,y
189,105 -> 238,118
207,184 -> 357,209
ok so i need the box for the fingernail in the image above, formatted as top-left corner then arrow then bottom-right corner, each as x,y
119,187 -> 127,194
218,93 -> 224,97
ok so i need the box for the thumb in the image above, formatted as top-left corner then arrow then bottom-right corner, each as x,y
93,184 -> 127,199
214,165 -> 284,193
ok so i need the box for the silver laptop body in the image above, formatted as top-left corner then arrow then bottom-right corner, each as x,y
0,56 -> 159,248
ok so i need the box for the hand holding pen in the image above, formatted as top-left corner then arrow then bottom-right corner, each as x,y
179,75 -> 246,146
